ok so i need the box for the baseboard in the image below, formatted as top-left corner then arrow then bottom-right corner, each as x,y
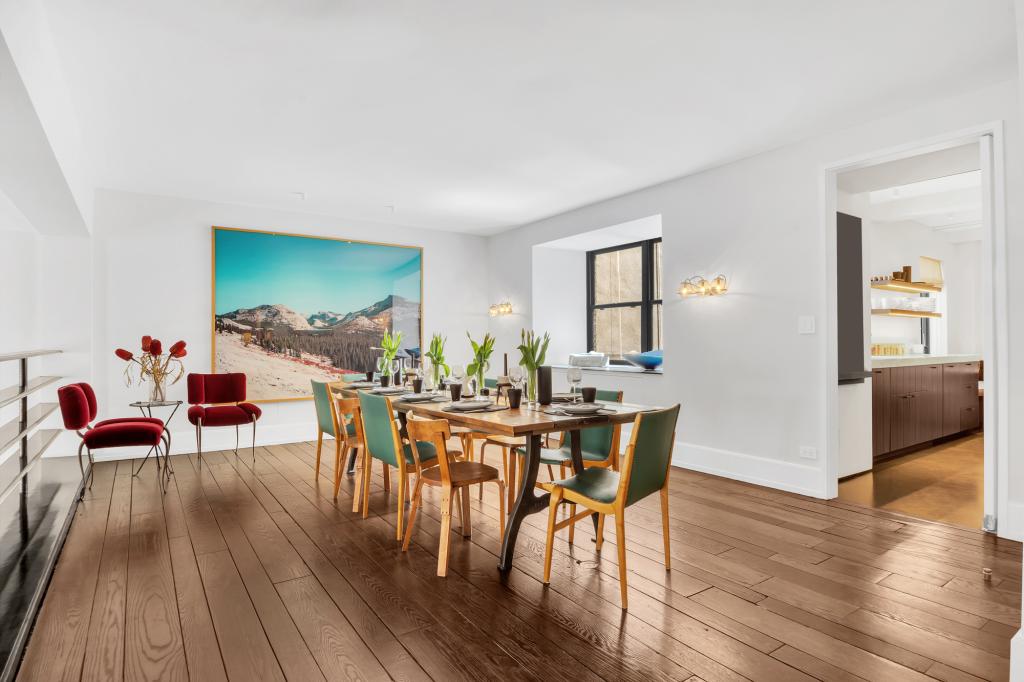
90,422 -> 319,462
672,441 -> 824,498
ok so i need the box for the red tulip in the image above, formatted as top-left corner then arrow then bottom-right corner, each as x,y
141,335 -> 152,352
149,339 -> 163,355
172,348 -> 188,358
115,348 -> 133,361
168,340 -> 186,356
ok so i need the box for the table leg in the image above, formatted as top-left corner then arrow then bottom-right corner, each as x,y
568,430 -> 600,533
498,433 -> 549,573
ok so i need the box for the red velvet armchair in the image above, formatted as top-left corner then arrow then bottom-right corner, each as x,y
187,373 -> 262,466
57,382 -> 169,497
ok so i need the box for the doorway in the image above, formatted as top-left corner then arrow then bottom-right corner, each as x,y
822,125 -> 1007,534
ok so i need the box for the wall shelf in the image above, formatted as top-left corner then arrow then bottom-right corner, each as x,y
870,281 -> 942,294
871,309 -> 942,319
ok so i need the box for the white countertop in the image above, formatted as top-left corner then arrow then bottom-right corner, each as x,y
550,363 -> 663,375
871,353 -> 982,369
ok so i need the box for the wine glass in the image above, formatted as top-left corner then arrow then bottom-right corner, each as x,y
391,359 -> 401,384
451,364 -> 465,385
567,367 -> 583,401
509,365 -> 524,389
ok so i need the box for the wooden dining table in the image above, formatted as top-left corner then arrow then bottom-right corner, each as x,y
347,388 -> 655,573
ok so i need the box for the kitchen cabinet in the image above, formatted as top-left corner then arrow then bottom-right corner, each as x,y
871,369 -> 889,458
872,360 -> 979,461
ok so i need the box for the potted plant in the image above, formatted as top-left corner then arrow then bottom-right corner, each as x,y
423,333 -> 449,393
378,329 -> 402,385
115,335 -> 187,402
466,332 -> 496,397
517,329 -> 550,403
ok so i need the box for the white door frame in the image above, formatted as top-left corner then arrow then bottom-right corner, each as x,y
820,121 -> 1009,534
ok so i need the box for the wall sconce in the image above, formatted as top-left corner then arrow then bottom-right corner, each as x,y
489,301 -> 513,317
679,274 -> 728,297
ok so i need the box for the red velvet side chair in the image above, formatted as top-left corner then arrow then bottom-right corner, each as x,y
186,373 -> 262,467
57,382 -> 168,498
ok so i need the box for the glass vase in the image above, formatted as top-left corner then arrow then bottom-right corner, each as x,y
526,368 -> 538,404
149,375 -> 166,403
431,360 -> 443,394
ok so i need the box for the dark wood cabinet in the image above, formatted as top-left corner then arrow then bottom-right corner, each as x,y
872,361 -> 979,460
871,369 -> 890,457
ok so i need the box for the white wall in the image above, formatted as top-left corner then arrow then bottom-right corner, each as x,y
89,189 -> 489,457
488,78 -> 1022,500
531,246 -> 586,364
947,239 -> 983,354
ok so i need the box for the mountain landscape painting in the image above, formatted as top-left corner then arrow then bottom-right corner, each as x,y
212,227 -> 422,401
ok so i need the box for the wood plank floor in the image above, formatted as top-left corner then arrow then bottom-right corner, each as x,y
17,439 -> 1021,681
839,433 -> 984,528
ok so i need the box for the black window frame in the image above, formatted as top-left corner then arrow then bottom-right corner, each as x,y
586,237 -> 663,364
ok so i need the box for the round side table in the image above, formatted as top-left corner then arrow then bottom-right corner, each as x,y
129,399 -> 182,487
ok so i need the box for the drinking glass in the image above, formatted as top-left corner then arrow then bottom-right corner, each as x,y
567,367 -> 583,401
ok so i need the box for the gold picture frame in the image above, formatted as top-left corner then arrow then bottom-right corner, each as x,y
211,225 -> 424,403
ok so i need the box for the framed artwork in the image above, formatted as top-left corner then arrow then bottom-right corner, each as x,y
212,226 -> 423,402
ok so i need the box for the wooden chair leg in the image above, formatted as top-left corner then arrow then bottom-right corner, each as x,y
361,455 -> 372,518
460,485 -> 471,539
403,477 -> 424,551
615,512 -> 628,609
568,503 -> 576,545
332,438 -> 342,483
507,450 -> 518,511
382,462 -> 391,493
438,487 -> 453,577
542,487 -> 563,584
661,485 -> 671,570
315,430 -> 323,475
546,464 -> 555,481
595,513 -> 605,551
495,479 -> 506,538
396,469 -> 407,541
350,448 -> 363,512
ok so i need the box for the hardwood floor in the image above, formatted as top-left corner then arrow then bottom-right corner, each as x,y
17,438 -> 1021,681
839,433 -> 984,528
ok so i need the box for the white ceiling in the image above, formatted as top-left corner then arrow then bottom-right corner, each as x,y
869,170 -> 982,238
39,0 -> 1018,235
536,214 -> 662,251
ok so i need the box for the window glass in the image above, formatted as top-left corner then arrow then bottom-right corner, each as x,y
592,306 -> 642,360
593,246 -> 643,304
653,240 -> 663,301
652,302 -> 663,350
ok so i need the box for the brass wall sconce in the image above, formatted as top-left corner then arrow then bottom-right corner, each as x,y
489,301 -> 513,316
679,274 -> 728,297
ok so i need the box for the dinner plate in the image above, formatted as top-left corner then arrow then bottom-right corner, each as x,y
561,402 -> 604,415
400,393 -> 438,402
345,381 -> 376,389
371,386 -> 409,395
446,399 -> 494,411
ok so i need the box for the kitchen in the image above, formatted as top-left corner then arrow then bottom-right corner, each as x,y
834,143 -> 986,528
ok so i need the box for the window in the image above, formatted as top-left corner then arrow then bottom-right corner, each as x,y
587,238 -> 662,362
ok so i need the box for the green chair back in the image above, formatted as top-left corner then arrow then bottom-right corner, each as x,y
484,377 -> 498,389
560,389 -> 623,459
358,392 -> 400,468
341,374 -> 366,383
624,405 -> 680,507
310,380 -> 338,436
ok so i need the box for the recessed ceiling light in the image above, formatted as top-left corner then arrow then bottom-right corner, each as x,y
290,191 -> 306,200
384,205 -> 395,213
946,213 -> 954,220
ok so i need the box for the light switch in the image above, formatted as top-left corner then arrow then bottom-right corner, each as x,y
798,315 -> 816,335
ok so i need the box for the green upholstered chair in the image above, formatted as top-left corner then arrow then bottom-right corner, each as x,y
311,380 -> 359,488
542,404 -> 680,609
357,391 -> 440,540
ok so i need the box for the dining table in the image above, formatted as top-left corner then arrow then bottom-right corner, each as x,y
343,385 -> 657,573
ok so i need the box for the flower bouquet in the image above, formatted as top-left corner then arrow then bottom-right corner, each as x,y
115,336 -> 187,402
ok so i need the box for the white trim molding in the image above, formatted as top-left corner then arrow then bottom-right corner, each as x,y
672,441 -> 823,499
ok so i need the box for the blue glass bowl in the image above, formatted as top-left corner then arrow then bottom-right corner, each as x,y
623,349 -> 663,371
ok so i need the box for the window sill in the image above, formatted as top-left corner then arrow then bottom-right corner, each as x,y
549,364 -> 663,375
